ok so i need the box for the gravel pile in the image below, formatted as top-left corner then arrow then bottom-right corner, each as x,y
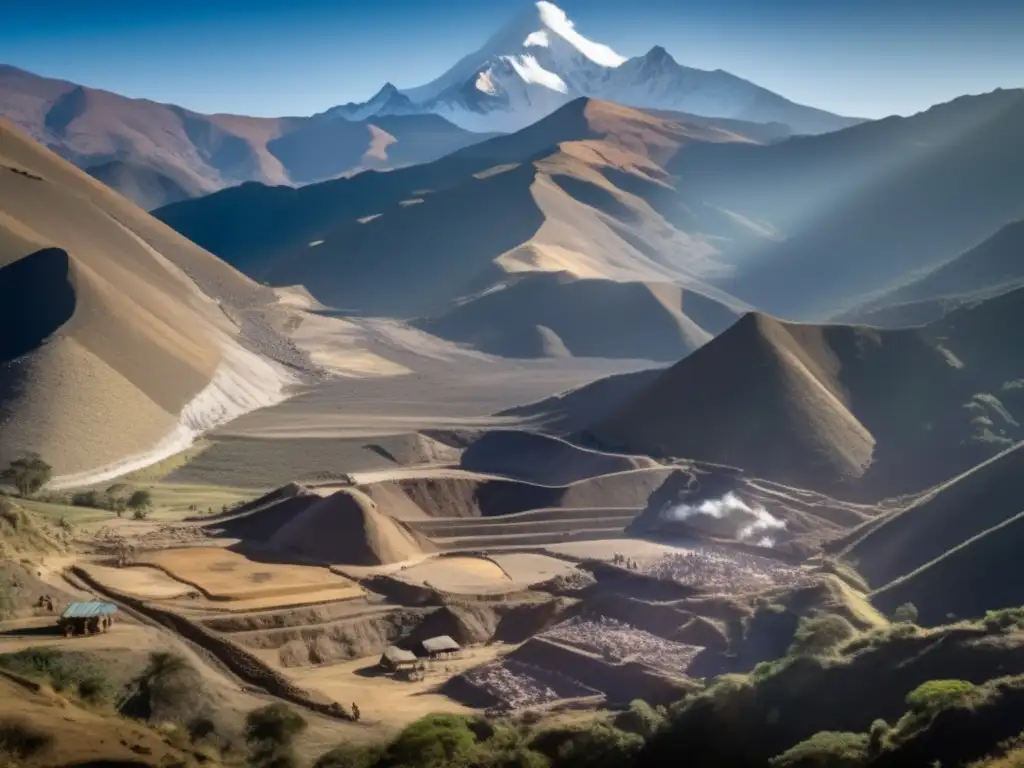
544,616 -> 702,674
462,658 -> 597,712
641,545 -> 809,592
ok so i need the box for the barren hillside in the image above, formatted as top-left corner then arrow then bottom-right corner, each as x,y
0,120 -> 300,481
0,65 -> 492,207
583,291 -> 1024,499
844,219 -> 1024,327
414,271 -> 744,361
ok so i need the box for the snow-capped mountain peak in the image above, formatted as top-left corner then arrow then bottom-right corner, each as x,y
325,82 -> 416,121
333,3 -> 861,135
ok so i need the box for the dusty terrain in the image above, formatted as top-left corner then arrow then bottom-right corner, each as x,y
137,547 -> 363,603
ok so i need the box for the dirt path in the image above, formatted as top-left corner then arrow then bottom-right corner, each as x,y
287,645 -> 511,730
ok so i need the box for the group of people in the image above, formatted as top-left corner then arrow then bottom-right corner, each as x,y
35,595 -> 55,612
611,553 -> 641,571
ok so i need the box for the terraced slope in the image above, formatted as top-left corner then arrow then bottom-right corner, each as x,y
459,429 -> 659,485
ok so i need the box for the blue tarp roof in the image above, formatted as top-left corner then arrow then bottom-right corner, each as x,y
61,601 -> 118,619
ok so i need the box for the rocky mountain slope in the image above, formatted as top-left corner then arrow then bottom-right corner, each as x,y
0,119 -> 306,483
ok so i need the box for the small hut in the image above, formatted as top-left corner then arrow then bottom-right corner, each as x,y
58,602 -> 118,637
379,646 -> 417,673
419,635 -> 461,660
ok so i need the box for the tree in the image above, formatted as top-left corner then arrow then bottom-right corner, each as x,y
105,483 -> 132,514
127,489 -> 153,518
613,700 -> 666,738
893,603 -> 919,624
1,454 -> 52,497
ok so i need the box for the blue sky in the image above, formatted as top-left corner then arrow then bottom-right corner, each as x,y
3,0 -> 1022,119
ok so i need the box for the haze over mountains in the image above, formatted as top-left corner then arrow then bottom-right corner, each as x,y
155,88 -> 1024,358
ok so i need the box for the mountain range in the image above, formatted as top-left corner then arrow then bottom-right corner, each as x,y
344,2 -> 861,136
156,88 -> 1024,345
0,64 -> 496,209
0,3 -> 857,208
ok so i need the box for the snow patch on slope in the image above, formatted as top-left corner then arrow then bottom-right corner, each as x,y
505,55 -> 568,93
524,30 -> 550,48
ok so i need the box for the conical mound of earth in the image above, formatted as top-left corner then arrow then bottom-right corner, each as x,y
269,488 -> 434,566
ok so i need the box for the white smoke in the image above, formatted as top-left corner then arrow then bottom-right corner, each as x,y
660,492 -> 787,547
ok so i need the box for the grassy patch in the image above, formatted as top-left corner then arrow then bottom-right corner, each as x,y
119,441 -> 214,484
16,498 -> 110,525
0,648 -> 112,705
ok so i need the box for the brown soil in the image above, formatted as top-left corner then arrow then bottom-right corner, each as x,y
137,547 -> 361,601
268,488 -> 435,566
0,676 -> 195,767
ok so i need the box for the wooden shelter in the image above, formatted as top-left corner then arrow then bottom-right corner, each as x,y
379,645 -> 417,672
58,601 -> 117,637
419,635 -> 461,659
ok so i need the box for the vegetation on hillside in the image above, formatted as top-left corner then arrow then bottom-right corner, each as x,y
0,454 -> 51,497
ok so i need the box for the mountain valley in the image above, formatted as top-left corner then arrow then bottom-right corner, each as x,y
2,4 -> 1024,768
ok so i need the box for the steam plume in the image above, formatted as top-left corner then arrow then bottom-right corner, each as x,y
660,492 -> 786,546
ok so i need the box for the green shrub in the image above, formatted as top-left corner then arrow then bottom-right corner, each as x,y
841,622 -> 918,654
245,703 -> 308,768
76,672 -> 111,704
868,719 -> 890,755
983,607 -> 1024,634
246,703 -> 307,746
892,603 -> 919,624
377,714 -> 479,768
0,648 -> 111,704
768,731 -> 869,767
529,722 -> 642,768
314,743 -> 385,768
128,489 -> 153,515
790,614 -> 857,656
613,700 -> 665,738
71,490 -> 106,509
905,679 -> 982,716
